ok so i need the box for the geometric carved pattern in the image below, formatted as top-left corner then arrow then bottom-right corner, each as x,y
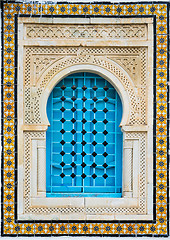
24,47 -> 147,125
24,132 -> 46,212
24,132 -> 146,214
25,24 -> 147,39
126,132 -> 146,200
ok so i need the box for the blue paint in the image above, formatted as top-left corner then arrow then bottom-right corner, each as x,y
46,72 -> 123,197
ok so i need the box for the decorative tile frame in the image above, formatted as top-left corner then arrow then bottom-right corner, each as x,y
1,1 -> 169,237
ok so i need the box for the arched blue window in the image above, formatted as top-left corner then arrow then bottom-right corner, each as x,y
46,72 -> 123,197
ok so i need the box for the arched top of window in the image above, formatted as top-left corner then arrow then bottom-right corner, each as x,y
46,72 -> 123,198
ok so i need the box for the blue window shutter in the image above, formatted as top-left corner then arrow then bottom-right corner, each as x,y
46,72 -> 123,197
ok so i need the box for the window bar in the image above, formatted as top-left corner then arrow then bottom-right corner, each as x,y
115,92 -> 118,192
104,79 -> 107,188
72,77 -> 75,188
93,77 -> 97,187
61,79 -> 64,186
50,89 -> 54,194
82,73 -> 85,193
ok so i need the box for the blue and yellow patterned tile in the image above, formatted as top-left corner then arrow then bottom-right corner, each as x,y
156,204 -> 167,213
13,224 -> 24,235
157,182 -> 167,194
3,124 -> 14,136
124,224 -> 136,234
4,21 -> 15,33
156,191 -> 167,205
156,35 -> 168,48
46,5 -> 58,15
4,148 -> 14,160
91,4 -> 103,15
157,213 -> 167,224
148,224 -> 158,235
156,22 -> 167,35
156,170 -> 167,183
4,102 -> 14,114
114,224 -> 124,234
4,34 -> 15,45
21,224 -> 34,235
4,170 -> 15,182
3,204 -> 14,219
69,4 -> 80,15
68,223 -> 80,234
156,90 -> 167,102
4,115 -> 14,123
156,136 -> 167,147
157,112 -> 167,122
157,157 -> 167,170
137,224 -> 147,234
4,69 -> 15,80
3,3 -> 15,13
90,223 -> 102,234
157,211 -> 167,224
57,4 -> 69,15
35,223 -> 46,234
4,181 -> 15,191
155,4 -> 167,17
148,4 -> 158,15
38,223 -> 54,234
102,223 -> 113,234
13,4 -> 23,14
22,4 -> 34,15
157,46 -> 168,57
157,224 -> 168,235
114,5 -> 124,16
3,222 -> 16,234
4,190 -> 14,203
136,4 -> 149,15
4,154 -> 15,167
156,69 -> 167,79
125,5 -> 135,15
4,57 -> 14,68
156,83 -> 167,95
79,224 -> 90,234
103,5 -> 113,15
156,122 -> 167,136
49,223 -> 60,234
118,5 -> 127,15
78,4 -> 90,15
57,223 -> 69,234
156,102 -> 167,112
156,56 -> 167,69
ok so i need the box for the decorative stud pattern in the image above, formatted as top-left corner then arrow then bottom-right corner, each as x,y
46,72 -> 122,197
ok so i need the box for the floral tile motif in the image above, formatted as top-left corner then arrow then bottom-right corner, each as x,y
1,1 -> 169,237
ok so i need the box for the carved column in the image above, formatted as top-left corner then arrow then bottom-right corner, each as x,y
37,140 -> 46,196
123,141 -> 133,197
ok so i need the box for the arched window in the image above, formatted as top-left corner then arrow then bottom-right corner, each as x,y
46,72 -> 123,197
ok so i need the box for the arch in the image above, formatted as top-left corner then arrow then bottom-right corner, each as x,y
46,71 -> 123,197
39,64 -> 130,127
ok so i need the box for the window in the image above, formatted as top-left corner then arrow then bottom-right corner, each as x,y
18,17 -> 154,221
46,72 -> 123,197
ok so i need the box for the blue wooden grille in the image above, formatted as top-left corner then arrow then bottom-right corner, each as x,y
46,72 -> 123,197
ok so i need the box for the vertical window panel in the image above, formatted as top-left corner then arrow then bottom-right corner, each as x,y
46,72 -> 123,197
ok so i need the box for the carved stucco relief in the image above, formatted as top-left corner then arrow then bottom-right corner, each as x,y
25,24 -> 147,39
24,47 -> 147,126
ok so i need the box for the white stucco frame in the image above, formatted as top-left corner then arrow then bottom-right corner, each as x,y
18,17 -> 153,221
